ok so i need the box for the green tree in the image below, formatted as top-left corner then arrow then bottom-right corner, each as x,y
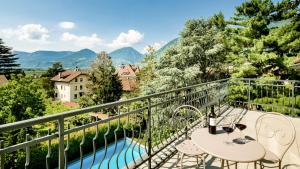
42,62 -> 64,77
142,18 -> 226,94
36,77 -> 55,98
40,62 -> 64,98
0,75 -> 46,124
227,0 -> 300,80
210,12 -> 227,30
138,46 -> 158,95
79,51 -> 122,107
0,38 -> 22,79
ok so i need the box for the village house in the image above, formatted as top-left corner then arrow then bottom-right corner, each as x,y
51,69 -> 89,102
0,75 -> 8,86
116,64 -> 139,92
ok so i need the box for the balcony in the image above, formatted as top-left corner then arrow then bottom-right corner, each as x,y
0,78 -> 299,169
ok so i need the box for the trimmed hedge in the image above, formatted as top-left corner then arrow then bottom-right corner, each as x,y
253,96 -> 300,116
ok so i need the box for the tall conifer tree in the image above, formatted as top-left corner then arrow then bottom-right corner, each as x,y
79,51 -> 122,107
227,0 -> 300,79
0,38 -> 22,78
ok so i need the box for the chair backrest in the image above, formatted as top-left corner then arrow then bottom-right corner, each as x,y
171,105 -> 205,139
255,112 -> 296,160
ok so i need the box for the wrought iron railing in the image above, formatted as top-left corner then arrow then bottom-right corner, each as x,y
228,78 -> 300,117
0,78 -> 299,169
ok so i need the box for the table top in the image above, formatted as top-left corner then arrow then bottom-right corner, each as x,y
191,128 -> 265,163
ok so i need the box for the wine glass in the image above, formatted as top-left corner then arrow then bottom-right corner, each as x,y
235,123 -> 247,136
222,125 -> 234,144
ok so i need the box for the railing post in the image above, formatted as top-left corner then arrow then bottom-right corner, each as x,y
248,79 -> 251,109
218,83 -> 221,114
58,118 -> 65,169
0,140 -> 4,169
292,82 -> 295,115
184,89 -> 188,105
147,98 -> 152,169
25,134 -> 30,169
205,85 -> 209,125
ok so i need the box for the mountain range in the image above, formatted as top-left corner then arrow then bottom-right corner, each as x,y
155,38 -> 179,57
14,38 -> 179,69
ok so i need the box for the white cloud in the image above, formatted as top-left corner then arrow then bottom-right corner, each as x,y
143,41 -> 166,53
0,24 -> 49,41
0,26 -> 144,52
61,32 -> 102,48
109,29 -> 144,49
59,21 -> 76,29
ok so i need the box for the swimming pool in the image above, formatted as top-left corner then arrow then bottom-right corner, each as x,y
67,138 -> 146,169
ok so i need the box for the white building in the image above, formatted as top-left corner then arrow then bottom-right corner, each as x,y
51,70 -> 89,102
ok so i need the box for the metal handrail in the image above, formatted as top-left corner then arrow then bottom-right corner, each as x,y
0,78 -> 299,169
0,79 -> 228,132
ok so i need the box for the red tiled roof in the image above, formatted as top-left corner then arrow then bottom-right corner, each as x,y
116,64 -> 139,91
116,64 -> 139,77
51,70 -> 88,82
90,113 -> 109,120
0,75 -> 8,86
63,102 -> 79,107
120,77 -> 137,91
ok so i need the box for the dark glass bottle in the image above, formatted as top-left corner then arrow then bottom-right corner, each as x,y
208,106 -> 216,134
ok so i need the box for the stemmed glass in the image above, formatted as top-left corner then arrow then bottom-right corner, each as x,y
222,125 -> 234,144
221,114 -> 236,144
234,123 -> 248,143
235,123 -> 247,136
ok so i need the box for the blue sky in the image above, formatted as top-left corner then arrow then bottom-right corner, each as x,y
0,0 -> 245,53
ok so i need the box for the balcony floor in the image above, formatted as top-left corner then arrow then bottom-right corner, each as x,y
138,107 -> 300,169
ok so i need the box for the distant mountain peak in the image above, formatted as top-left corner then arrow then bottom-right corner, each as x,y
78,48 -> 94,52
15,47 -> 144,69
156,38 -> 179,57
110,46 -> 139,53
109,47 -> 143,66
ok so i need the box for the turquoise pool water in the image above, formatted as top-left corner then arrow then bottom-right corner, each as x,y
67,138 -> 146,169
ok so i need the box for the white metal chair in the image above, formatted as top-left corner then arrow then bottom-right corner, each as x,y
255,112 -> 296,169
172,105 -> 206,169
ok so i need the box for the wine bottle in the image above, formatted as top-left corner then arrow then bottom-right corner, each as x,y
208,106 -> 216,134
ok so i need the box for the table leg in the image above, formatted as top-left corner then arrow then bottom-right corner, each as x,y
254,161 -> 257,169
235,162 -> 237,169
221,159 -> 224,169
226,160 -> 230,169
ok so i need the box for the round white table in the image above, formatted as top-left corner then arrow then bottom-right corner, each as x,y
191,128 -> 265,169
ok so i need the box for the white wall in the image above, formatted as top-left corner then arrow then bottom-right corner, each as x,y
54,82 -> 71,102
54,74 -> 89,102
69,75 -> 89,102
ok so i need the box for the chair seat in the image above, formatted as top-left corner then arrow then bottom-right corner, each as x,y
175,139 -> 204,155
262,149 -> 280,163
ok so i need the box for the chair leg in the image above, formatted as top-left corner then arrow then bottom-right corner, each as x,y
226,160 -> 230,169
221,159 -> 225,169
180,153 -> 185,169
260,161 -> 263,169
279,160 -> 281,169
176,152 -> 181,167
202,155 -> 206,169
196,156 -> 199,168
